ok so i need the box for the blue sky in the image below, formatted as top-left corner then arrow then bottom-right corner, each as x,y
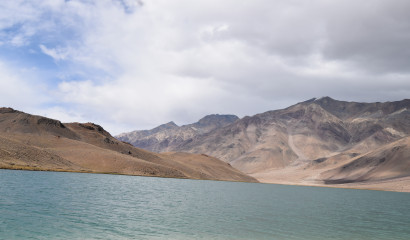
1,0 -> 410,135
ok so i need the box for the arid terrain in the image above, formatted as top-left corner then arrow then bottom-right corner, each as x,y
117,114 -> 239,152
0,108 -> 257,183
118,97 -> 410,192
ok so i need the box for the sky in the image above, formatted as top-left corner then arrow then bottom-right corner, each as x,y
1,0 -> 410,135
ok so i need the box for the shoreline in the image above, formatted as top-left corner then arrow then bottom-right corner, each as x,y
257,179 -> 410,193
252,175 -> 410,193
1,167 -> 409,193
0,166 -> 256,184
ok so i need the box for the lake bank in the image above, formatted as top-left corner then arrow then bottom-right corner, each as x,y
2,166 -> 409,193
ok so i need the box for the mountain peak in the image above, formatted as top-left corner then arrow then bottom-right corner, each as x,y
301,98 -> 317,104
154,121 -> 179,131
314,96 -> 336,103
295,97 -> 337,107
116,114 -> 239,152
197,114 -> 239,125
165,121 -> 178,127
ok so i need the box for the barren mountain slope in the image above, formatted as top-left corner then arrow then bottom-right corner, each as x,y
0,108 -> 257,183
116,114 -> 239,152
321,137 -> 410,183
175,98 -> 409,169
119,98 -> 410,191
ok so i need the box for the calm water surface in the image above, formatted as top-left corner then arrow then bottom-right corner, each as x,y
0,169 -> 409,240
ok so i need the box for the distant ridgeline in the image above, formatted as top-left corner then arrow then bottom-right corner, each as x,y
116,97 -> 410,189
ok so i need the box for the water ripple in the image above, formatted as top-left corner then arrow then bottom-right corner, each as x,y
1,170 -> 409,240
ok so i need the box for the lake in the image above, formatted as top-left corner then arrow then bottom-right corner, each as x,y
0,169 -> 409,239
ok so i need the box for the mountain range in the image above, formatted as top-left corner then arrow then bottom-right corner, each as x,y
0,108 -> 257,183
116,114 -> 239,152
117,97 -> 410,192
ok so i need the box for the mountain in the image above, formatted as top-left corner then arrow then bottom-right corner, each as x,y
116,114 -> 239,152
0,108 -> 257,183
321,136 -> 410,183
118,98 -> 410,191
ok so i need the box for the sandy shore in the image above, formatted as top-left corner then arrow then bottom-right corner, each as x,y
252,167 -> 410,193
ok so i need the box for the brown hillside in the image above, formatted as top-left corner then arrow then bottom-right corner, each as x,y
0,108 -> 257,183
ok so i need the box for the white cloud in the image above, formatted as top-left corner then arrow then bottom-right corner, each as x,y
0,60 -> 48,111
39,45 -> 69,61
1,0 -> 410,135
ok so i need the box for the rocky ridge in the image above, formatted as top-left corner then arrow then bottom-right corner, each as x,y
117,97 -> 410,191
116,114 -> 239,152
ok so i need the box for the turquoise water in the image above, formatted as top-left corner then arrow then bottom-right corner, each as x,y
0,169 -> 409,240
